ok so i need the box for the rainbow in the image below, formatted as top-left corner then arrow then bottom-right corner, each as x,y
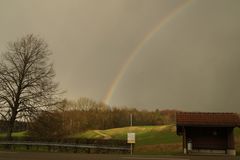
103,0 -> 193,104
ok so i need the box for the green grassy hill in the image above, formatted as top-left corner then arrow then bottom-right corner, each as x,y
72,125 -> 182,154
73,125 -> 180,143
72,125 -> 240,154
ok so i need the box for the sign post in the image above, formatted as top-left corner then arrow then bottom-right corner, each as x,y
127,132 -> 135,155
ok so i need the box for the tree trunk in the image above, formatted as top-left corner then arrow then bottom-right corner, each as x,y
6,111 -> 17,141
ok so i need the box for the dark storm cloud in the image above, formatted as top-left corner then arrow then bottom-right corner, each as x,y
110,0 -> 240,112
0,0 -> 240,112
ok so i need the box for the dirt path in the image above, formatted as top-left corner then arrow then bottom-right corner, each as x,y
94,130 -> 112,139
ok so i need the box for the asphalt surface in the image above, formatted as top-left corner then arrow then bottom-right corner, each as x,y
0,152 -> 239,160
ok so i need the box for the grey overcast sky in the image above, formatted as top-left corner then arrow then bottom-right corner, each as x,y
1,0 -> 240,112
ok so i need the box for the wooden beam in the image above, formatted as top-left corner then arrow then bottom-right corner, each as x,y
182,126 -> 187,154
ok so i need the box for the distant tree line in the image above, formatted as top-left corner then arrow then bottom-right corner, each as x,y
28,97 -> 178,138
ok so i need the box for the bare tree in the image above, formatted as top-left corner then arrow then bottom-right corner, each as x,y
0,34 -> 59,140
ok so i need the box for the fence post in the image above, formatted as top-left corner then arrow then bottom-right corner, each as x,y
48,145 -> 51,152
26,145 -> 30,150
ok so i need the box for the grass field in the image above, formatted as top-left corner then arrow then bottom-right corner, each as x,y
0,131 -> 28,139
72,125 -> 182,154
72,125 -> 181,144
72,125 -> 240,155
1,125 -> 240,155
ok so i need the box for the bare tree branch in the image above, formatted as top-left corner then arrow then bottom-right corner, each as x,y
0,34 -> 60,140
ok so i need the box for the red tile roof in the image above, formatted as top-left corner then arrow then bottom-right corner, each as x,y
176,112 -> 240,127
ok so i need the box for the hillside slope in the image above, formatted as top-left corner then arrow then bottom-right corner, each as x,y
73,125 -> 240,154
72,125 -> 182,154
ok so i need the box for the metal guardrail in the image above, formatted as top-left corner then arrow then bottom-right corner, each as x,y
0,141 -> 130,152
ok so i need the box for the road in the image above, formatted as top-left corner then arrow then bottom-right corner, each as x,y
0,152 -> 238,160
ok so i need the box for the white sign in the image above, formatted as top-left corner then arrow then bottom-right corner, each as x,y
127,133 -> 135,144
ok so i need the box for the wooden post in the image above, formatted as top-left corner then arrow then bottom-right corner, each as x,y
12,145 -> 15,151
227,127 -> 235,155
74,147 -> 77,153
48,145 -> 51,152
183,126 -> 187,154
130,143 -> 133,155
130,114 -> 133,126
227,128 -> 234,149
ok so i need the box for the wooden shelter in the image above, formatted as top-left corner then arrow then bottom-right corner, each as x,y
176,112 -> 240,155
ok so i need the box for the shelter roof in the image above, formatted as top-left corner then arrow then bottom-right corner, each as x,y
176,112 -> 240,127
